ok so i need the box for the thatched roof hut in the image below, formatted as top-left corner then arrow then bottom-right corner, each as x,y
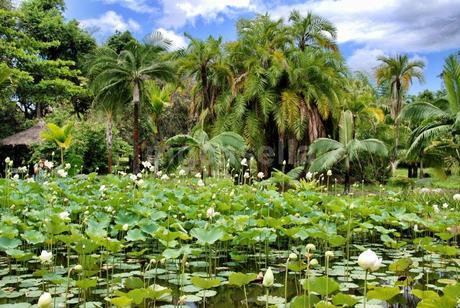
0,121 -> 45,147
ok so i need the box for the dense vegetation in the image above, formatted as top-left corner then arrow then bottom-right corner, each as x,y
1,0 -> 459,182
1,0 -> 460,307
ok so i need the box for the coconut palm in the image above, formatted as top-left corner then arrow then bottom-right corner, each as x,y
165,129 -> 245,177
375,54 -> 425,167
401,55 -> 460,168
308,110 -> 388,193
88,41 -> 175,173
145,81 -> 175,138
41,122 -> 73,166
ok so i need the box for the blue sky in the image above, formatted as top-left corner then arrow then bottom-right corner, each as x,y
62,0 -> 460,94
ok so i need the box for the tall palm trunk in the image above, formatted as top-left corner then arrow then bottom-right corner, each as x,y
344,157 -> 351,194
133,82 -> 140,174
307,103 -> 326,144
392,81 -> 402,172
106,112 -> 113,173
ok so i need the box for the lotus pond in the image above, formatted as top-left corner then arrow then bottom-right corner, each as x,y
0,174 -> 459,308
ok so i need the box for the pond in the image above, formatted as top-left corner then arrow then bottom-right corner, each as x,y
0,175 -> 459,307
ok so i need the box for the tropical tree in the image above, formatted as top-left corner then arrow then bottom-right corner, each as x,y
41,122 -> 73,166
308,110 -> 388,193
178,34 -> 231,128
401,55 -> 460,172
88,42 -> 175,173
288,10 -> 337,52
165,129 -> 245,177
145,81 -> 174,139
375,54 -> 425,168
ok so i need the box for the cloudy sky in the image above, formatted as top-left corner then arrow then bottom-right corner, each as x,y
64,0 -> 460,94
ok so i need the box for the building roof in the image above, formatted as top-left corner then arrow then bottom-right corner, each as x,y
0,121 -> 45,147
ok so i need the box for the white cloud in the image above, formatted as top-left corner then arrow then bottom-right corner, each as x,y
347,48 -> 385,76
155,28 -> 188,50
159,0 -> 257,29
266,0 -> 460,53
80,11 -> 141,36
347,48 -> 428,80
100,0 -> 157,14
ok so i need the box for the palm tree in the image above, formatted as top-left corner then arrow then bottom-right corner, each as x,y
41,122 -> 73,166
145,81 -> 174,139
178,34 -> 231,128
165,129 -> 245,177
375,54 -> 425,168
88,42 -> 175,173
308,110 -> 388,193
288,10 -> 337,52
401,55 -> 460,170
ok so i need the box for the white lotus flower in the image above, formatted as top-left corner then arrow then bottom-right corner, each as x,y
39,250 -> 53,264
59,211 -> 70,221
289,253 -> 297,260
442,203 -> 449,209
195,172 -> 201,178
37,292 -> 52,308
325,251 -> 334,258
122,224 -> 129,231
262,267 -> 274,287
327,170 -> 332,176
243,172 -> 250,179
257,172 -> 264,179
197,179 -> 205,187
358,249 -> 382,272
65,163 -> 71,170
310,259 -> 318,266
206,207 -> 219,218
13,174 -> 19,180
306,172 -> 313,180
178,169 -> 186,176
99,185 -> 106,192
142,161 -> 152,168
5,157 -> 11,164
130,174 -> 137,181
161,174 -> 170,181
306,243 -> 315,251
241,158 -> 247,166
18,166 -> 28,173
453,193 -> 460,201
56,169 -> 67,177
413,224 -> 418,232
44,160 -> 53,169
73,264 -> 83,272
282,160 -> 286,166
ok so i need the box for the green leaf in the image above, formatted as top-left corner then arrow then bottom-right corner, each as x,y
125,277 -> 144,289
289,295 -> 320,308
328,235 -> 346,247
367,286 -> 400,301
443,283 -> 460,300
228,272 -> 257,287
332,293 -> 358,306
411,289 -> 439,300
76,278 -> 97,289
288,261 -> 308,272
389,258 -> 413,273
303,276 -> 340,296
0,237 -> 21,251
190,227 -> 224,245
21,230 -> 45,245
110,296 -> 132,307
125,229 -> 146,242
191,276 -> 221,289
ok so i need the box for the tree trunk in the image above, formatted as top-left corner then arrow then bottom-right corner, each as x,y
344,158 -> 351,194
133,82 -> 140,174
36,102 -> 42,118
106,113 -> 113,174
419,159 -> 424,179
306,103 -> 327,144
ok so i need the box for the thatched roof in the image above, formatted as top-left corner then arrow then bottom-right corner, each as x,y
0,121 -> 45,147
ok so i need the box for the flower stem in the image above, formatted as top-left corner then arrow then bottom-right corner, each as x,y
265,288 -> 269,308
364,270 -> 368,308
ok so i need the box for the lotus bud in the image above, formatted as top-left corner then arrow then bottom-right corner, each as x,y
37,292 -> 52,308
289,253 -> 297,260
262,267 -> 274,287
